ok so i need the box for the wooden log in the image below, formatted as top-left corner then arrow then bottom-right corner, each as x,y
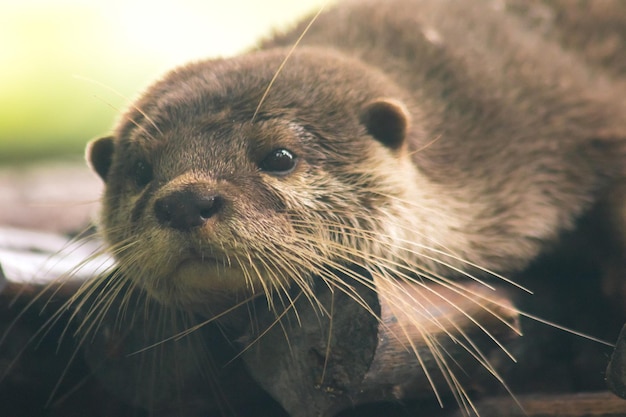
446,392 -> 626,417
607,323 -> 626,399
243,268 -> 521,417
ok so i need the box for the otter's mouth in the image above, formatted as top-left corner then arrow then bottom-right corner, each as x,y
172,254 -> 233,279
176,254 -> 224,269
175,247 -> 230,268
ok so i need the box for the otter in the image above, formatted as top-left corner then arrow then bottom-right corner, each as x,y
83,0 -> 626,415
87,0 -> 625,309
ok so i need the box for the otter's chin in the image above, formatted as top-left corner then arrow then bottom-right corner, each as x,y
137,258 -> 256,309
174,258 -> 250,292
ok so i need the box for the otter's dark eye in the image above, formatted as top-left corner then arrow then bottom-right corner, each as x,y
134,160 -> 153,188
259,149 -> 297,174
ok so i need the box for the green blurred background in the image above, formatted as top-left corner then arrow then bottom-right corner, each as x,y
0,0 -> 329,164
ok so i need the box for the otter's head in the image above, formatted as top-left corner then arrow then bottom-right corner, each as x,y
86,49 -> 426,310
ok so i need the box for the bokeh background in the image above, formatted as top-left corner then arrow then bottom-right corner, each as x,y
0,0 -> 329,164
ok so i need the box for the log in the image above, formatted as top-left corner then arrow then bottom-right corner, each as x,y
607,323 -> 626,399
447,392 -> 626,417
243,270 -> 521,417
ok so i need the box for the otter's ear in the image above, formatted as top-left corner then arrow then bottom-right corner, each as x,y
360,98 -> 410,151
86,136 -> 115,182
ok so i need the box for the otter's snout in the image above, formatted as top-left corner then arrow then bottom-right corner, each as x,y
154,189 -> 224,231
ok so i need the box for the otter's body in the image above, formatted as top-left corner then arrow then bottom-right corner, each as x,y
265,0 -> 626,272
87,0 -> 625,313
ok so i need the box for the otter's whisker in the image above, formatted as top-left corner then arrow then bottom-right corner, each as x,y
251,2 -> 328,122
73,74 -> 162,138
227,291 -> 305,365
128,293 -> 261,355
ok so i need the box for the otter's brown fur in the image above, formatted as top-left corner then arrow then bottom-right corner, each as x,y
86,0 -> 625,315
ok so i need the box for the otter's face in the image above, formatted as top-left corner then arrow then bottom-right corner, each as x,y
86,51 -> 416,310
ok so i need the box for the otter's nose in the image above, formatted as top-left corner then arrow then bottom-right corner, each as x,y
154,190 -> 224,231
